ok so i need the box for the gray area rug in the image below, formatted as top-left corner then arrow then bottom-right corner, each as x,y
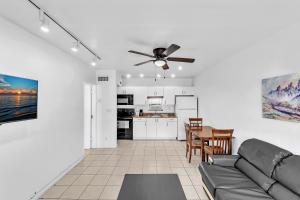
117,174 -> 187,200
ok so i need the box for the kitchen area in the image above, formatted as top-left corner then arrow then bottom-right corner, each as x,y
117,86 -> 198,141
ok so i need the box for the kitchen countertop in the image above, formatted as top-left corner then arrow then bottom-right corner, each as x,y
133,113 -> 177,118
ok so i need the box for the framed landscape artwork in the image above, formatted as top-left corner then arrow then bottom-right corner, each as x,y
0,74 -> 38,124
262,74 -> 300,123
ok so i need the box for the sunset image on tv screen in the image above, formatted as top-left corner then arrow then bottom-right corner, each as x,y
0,74 -> 38,124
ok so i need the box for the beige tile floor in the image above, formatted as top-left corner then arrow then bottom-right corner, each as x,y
40,140 -> 209,200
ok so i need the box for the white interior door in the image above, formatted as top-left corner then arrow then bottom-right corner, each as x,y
83,84 -> 97,149
91,85 -> 97,148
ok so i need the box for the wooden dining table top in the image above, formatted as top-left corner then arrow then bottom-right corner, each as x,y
188,125 -> 214,138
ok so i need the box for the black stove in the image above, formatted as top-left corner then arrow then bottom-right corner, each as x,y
117,108 -> 135,140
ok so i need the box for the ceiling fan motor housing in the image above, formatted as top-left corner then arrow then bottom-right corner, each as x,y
153,48 -> 167,58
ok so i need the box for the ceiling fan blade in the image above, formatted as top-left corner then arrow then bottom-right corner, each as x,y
164,44 -> 180,56
162,63 -> 169,70
167,57 -> 195,63
128,50 -> 155,58
134,60 -> 154,66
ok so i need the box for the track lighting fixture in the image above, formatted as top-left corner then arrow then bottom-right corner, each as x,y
28,0 -> 101,65
71,41 -> 80,52
39,10 -> 50,33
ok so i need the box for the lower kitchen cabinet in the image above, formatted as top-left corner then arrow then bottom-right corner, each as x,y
146,118 -> 157,139
156,118 -> 177,139
133,118 -> 147,139
133,117 -> 177,140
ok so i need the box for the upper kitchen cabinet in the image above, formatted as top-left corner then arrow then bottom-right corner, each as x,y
117,87 -> 127,94
174,87 -> 196,96
164,87 -> 176,105
147,87 -> 164,96
117,86 -> 135,95
133,87 -> 148,105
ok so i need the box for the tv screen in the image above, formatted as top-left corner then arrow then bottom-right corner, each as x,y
0,74 -> 38,124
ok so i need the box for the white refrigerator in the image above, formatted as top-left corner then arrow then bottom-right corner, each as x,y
175,96 -> 198,140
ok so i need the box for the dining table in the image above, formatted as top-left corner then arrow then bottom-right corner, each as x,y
188,125 -> 214,162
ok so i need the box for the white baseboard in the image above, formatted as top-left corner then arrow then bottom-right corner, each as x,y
28,155 -> 84,200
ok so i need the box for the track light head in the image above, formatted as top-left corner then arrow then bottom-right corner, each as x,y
39,10 -> 50,33
71,41 -> 80,52
90,57 -> 99,67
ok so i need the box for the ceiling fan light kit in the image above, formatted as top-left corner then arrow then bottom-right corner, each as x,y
154,59 -> 166,67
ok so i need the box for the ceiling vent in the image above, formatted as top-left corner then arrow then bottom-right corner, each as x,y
98,76 -> 109,82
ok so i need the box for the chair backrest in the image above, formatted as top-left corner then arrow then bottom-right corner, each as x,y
184,123 -> 191,143
189,118 -> 203,130
212,129 -> 234,155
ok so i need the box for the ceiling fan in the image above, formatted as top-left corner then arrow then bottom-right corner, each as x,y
128,44 -> 195,70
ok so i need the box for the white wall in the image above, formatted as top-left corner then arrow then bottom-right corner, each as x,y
194,23 -> 300,154
122,77 -> 193,86
95,70 -> 117,148
0,17 -> 94,200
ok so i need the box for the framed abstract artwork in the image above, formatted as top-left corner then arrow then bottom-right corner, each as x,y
262,74 -> 300,122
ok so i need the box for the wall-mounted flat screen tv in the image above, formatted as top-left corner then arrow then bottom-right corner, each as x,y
0,73 -> 38,124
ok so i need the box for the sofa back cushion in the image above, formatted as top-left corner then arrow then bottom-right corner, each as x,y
268,183 -> 300,200
235,158 -> 276,191
238,138 -> 292,177
272,155 -> 300,196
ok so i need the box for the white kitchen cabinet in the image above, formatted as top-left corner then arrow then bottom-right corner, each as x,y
146,118 -> 157,139
124,87 -> 135,94
133,118 -> 147,139
133,117 -> 178,140
117,87 -> 127,94
156,118 -> 177,139
147,87 -> 164,96
133,87 -> 148,105
174,87 -> 195,96
163,87 -> 176,105
117,86 -> 135,94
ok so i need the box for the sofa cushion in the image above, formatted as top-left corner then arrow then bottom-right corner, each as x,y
235,158 -> 276,191
238,138 -> 292,177
199,162 -> 259,196
272,155 -> 300,196
215,188 -> 274,200
209,155 -> 240,167
268,183 -> 300,200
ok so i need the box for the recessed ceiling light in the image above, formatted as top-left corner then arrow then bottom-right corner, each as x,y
178,66 -> 183,71
139,73 -> 144,78
126,74 -> 131,79
171,74 -> 176,78
156,74 -> 161,78
71,41 -> 80,52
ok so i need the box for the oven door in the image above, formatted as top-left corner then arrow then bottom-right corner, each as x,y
117,118 -> 133,139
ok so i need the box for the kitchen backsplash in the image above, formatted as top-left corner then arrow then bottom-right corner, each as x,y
135,105 -> 175,114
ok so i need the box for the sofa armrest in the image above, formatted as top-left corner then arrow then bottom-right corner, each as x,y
208,155 -> 239,167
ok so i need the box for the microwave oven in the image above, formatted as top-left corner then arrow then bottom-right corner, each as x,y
117,94 -> 134,105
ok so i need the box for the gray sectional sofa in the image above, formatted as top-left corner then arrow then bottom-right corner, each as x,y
199,138 -> 300,200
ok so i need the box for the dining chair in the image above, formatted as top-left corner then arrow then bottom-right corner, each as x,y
189,118 -> 203,129
204,128 -> 234,162
189,118 -> 203,155
185,123 -> 202,163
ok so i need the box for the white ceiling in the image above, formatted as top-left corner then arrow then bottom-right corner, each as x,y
1,0 -> 300,78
